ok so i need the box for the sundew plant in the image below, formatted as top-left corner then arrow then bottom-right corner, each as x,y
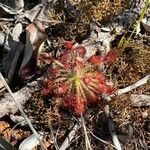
42,41 -> 116,115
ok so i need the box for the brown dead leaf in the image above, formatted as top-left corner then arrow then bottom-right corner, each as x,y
18,21 -> 47,79
26,20 -> 47,49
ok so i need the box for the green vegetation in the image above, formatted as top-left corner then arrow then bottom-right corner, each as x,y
118,0 -> 150,52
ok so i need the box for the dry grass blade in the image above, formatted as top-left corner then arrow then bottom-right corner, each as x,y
88,129 -> 116,148
24,4 -> 43,22
49,124 -> 59,150
81,115 -> 92,150
0,73 -> 47,150
104,105 -> 122,150
59,119 -> 81,150
0,2 -> 17,15
0,0 -> 24,11
0,79 -> 6,93
139,129 -> 148,150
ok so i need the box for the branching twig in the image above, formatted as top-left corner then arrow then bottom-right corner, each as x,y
0,73 -> 47,150
104,105 -> 122,150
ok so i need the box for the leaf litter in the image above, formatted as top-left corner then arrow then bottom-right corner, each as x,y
0,0 -> 150,150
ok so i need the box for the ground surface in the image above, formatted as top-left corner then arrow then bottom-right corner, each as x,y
0,0 -> 150,150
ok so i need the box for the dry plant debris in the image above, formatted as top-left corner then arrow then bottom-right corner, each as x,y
0,0 -> 150,150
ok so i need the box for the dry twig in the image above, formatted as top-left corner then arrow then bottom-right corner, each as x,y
105,75 -> 150,101
117,75 -> 150,95
0,76 -> 42,118
0,73 -> 47,150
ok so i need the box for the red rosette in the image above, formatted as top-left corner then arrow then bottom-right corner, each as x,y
41,88 -> 51,96
74,46 -> 86,57
63,40 -> 75,50
88,91 -> 99,103
57,82 -> 68,95
88,55 -> 104,65
47,80 -> 53,89
103,50 -> 116,64
82,76 -> 91,85
97,83 -> 115,94
48,67 -> 59,77
74,98 -> 85,115
93,72 -> 105,84
73,57 -> 84,68
59,52 -> 69,64
64,95 -> 75,108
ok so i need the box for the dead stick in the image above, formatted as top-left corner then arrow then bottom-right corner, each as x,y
0,75 -> 42,118
117,75 -> 150,96
0,73 -> 47,150
104,75 -> 150,101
